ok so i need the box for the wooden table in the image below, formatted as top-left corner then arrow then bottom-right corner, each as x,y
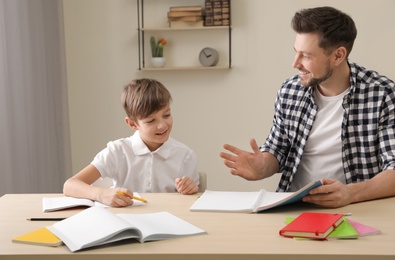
1,193 -> 394,259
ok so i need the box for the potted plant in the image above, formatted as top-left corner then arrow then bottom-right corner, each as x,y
150,36 -> 167,68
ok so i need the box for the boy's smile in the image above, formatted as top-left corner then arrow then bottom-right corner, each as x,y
126,104 -> 173,151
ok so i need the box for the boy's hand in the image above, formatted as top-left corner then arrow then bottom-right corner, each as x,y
99,188 -> 134,207
175,176 -> 199,195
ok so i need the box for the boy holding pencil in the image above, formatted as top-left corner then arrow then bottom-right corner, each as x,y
63,79 -> 199,207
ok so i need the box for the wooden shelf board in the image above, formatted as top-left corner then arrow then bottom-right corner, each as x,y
140,26 -> 231,31
138,66 -> 231,71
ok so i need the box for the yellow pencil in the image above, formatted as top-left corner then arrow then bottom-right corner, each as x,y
116,191 -> 148,203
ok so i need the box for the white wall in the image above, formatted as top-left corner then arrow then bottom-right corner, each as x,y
63,0 -> 395,192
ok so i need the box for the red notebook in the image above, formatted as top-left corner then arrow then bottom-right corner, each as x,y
279,212 -> 344,239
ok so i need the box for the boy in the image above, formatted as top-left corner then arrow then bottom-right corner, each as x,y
63,78 -> 199,207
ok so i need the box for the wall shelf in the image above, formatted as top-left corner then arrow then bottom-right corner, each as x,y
136,0 -> 231,71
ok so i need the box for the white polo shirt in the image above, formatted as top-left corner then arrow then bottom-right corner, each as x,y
91,131 -> 199,192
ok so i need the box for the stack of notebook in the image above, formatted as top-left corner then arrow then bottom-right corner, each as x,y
279,212 -> 380,240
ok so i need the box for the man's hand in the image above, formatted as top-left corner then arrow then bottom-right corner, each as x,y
302,179 -> 353,208
220,138 -> 278,180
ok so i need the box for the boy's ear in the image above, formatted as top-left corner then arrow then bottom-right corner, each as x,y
125,117 -> 139,130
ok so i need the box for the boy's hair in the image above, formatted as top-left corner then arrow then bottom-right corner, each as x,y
121,78 -> 172,120
291,6 -> 357,57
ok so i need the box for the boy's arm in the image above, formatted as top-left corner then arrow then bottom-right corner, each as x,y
63,164 -> 101,199
175,149 -> 199,195
63,164 -> 133,207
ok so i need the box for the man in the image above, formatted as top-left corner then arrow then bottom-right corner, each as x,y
220,6 -> 395,208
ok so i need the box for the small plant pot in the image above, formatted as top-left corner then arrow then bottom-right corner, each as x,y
151,57 -> 166,68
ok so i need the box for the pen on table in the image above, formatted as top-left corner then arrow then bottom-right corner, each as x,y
343,212 -> 352,216
27,218 -> 66,221
116,191 -> 148,203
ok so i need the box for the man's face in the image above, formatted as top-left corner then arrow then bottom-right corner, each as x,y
292,33 -> 333,87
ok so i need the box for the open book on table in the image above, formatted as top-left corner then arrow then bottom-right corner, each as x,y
190,180 -> 322,213
46,206 -> 206,252
42,192 -> 146,212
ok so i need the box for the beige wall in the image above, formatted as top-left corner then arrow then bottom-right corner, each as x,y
63,0 -> 395,191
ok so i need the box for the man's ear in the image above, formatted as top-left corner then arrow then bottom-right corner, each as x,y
333,46 -> 347,65
125,117 -> 139,130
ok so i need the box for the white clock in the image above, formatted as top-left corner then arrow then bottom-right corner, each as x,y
199,47 -> 219,67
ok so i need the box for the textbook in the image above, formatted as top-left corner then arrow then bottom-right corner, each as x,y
46,207 -> 206,252
279,212 -> 344,239
12,227 -> 63,247
189,180 -> 322,213
169,5 -> 202,12
42,193 -> 146,212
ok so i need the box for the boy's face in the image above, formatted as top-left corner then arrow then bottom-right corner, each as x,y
126,104 -> 173,151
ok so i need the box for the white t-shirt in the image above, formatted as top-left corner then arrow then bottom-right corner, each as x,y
290,87 -> 348,191
91,131 -> 199,192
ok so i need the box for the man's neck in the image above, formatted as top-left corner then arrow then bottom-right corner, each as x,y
317,62 -> 350,96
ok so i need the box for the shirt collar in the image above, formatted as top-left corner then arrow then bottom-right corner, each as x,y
131,130 -> 172,159
347,61 -> 358,95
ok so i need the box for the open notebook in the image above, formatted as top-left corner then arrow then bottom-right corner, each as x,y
190,180 -> 322,213
46,206 -> 206,252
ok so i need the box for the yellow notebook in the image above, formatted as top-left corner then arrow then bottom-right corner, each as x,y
12,227 -> 63,247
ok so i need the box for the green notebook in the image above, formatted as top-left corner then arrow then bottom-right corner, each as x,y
327,218 -> 359,239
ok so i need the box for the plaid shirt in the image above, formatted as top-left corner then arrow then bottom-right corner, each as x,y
260,62 -> 395,192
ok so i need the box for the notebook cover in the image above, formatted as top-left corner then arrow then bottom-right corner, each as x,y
12,227 -> 63,247
347,219 -> 381,236
279,212 -> 343,239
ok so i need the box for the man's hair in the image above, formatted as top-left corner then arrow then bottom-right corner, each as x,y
121,78 -> 172,120
291,6 -> 357,57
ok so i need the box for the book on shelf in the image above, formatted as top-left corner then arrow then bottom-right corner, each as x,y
168,16 -> 203,22
42,193 -> 146,212
279,212 -> 344,239
204,0 -> 214,26
169,5 -> 202,12
204,0 -> 229,27
12,227 -> 63,247
167,10 -> 202,18
169,20 -> 204,28
212,0 -> 222,26
221,0 -> 230,26
189,180 -> 322,213
46,206 -> 206,252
